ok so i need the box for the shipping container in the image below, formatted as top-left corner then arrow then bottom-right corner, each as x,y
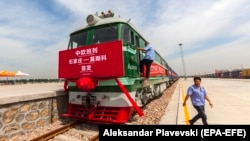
231,68 -> 242,78
242,68 -> 250,78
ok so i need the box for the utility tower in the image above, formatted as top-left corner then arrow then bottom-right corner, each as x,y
179,43 -> 187,80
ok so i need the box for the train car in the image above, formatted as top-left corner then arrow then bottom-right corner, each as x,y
201,67 -> 250,79
216,69 -> 230,78
208,73 -> 216,78
58,11 -> 176,124
201,73 -> 215,78
223,69 -> 231,78
242,68 -> 250,78
231,68 -> 242,78
167,65 -> 179,85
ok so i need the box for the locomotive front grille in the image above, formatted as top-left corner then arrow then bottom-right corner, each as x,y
82,94 -> 97,107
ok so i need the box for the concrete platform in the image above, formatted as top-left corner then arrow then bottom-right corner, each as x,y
1,79 -> 250,125
160,78 -> 250,125
0,82 -> 65,105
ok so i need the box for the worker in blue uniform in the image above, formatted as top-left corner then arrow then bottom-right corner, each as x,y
137,41 -> 155,86
183,76 -> 213,125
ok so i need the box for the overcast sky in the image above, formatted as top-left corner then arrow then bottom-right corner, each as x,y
1,0 -> 250,78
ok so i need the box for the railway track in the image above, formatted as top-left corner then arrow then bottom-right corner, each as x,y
8,80 -> 178,141
29,120 -> 99,141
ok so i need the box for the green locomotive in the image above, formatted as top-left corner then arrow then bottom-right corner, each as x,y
58,11 -> 177,124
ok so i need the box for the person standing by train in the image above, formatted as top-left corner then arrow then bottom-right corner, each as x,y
137,41 -> 155,86
183,76 -> 213,125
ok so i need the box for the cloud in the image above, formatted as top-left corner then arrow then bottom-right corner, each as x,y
1,0 -> 250,78
145,0 -> 249,55
141,0 -> 250,75
55,0 -> 160,28
0,1 -> 72,78
169,34 -> 250,76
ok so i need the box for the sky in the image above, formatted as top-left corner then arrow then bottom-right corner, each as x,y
0,0 -> 250,78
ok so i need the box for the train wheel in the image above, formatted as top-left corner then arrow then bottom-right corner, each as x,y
166,81 -> 170,88
135,88 -> 143,107
141,95 -> 147,105
154,84 -> 160,97
141,89 -> 148,105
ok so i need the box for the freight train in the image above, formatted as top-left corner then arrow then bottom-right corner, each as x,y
200,68 -> 250,79
58,11 -> 179,124
167,65 -> 178,84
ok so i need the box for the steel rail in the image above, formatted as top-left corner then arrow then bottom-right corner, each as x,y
30,121 -> 78,141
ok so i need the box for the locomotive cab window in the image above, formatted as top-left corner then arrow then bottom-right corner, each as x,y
139,38 -> 146,48
121,25 -> 130,43
130,31 -> 135,45
92,25 -> 118,44
136,36 -> 145,58
135,35 -> 140,47
68,31 -> 87,49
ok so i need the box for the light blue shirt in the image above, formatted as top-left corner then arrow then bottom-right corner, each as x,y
187,85 -> 207,106
143,45 -> 155,60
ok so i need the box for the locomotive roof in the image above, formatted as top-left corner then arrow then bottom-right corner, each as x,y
71,16 -> 148,41
70,12 -> 167,67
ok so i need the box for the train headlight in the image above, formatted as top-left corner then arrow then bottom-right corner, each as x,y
86,15 -> 94,23
86,14 -> 101,26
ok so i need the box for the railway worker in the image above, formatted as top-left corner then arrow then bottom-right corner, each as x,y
183,76 -> 213,125
137,41 -> 155,85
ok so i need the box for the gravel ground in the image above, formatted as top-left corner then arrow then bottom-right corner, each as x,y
8,80 -> 178,140
49,123 -> 99,141
8,119 -> 72,141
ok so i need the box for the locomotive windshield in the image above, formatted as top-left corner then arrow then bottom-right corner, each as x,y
68,31 -> 87,49
68,25 -> 118,49
92,25 -> 118,44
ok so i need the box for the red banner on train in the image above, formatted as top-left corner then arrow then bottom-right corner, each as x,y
149,63 -> 166,76
58,40 -> 124,79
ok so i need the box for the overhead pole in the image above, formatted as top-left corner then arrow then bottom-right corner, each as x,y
179,43 -> 187,80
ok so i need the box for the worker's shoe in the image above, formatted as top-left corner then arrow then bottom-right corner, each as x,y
189,120 -> 194,125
